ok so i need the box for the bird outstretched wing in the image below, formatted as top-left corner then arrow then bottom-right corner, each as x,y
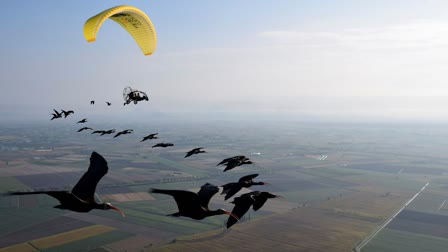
223,159 -> 241,172
8,191 -> 79,205
238,174 -> 259,182
226,192 -> 256,228
197,183 -> 219,207
221,182 -> 236,195
150,188 -> 201,214
252,193 -> 270,211
221,182 -> 243,201
71,152 -> 108,203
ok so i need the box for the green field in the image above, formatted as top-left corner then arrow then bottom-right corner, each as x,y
41,230 -> 133,252
0,207 -> 63,234
0,176 -> 30,192
363,228 -> 448,252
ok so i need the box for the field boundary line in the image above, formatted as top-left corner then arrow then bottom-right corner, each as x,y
437,199 -> 446,212
353,182 -> 429,252
26,242 -> 39,251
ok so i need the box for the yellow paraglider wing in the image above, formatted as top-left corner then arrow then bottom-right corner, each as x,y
83,5 -> 157,56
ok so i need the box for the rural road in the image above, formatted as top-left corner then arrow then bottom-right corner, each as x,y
353,182 -> 430,252
437,199 -> 446,212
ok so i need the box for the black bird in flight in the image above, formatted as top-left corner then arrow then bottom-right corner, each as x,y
185,147 -> 206,158
114,129 -> 133,138
61,109 -> 74,118
221,174 -> 270,200
217,155 -> 247,166
77,118 -> 88,124
106,102 -> 111,106
141,133 -> 158,142
101,129 -> 116,136
50,109 -> 62,120
92,130 -> 106,135
226,191 -> 283,228
226,158 -> 253,172
152,143 -> 174,148
150,183 -> 238,221
7,152 -> 124,216
90,100 -> 95,105
218,156 -> 253,172
78,127 -> 93,132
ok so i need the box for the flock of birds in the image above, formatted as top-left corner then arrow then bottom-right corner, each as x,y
150,152 -> 282,229
7,97 -> 283,230
50,103 -> 176,148
50,109 -> 74,120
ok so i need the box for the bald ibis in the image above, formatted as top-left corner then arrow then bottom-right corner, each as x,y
114,129 -> 133,138
185,147 -> 206,158
227,191 -> 282,228
77,127 -> 93,132
8,152 -> 124,216
221,174 -> 270,200
217,155 -> 246,166
152,143 -> 174,148
141,133 -> 158,142
61,109 -> 74,118
150,183 -> 238,221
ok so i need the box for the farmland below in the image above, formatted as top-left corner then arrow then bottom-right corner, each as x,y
1,119 -> 448,252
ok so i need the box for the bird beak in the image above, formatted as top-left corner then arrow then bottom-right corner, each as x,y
263,182 -> 271,186
110,205 -> 125,217
275,194 -> 284,199
224,210 -> 239,221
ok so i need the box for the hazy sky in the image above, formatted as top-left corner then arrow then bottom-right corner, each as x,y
2,0 -> 448,122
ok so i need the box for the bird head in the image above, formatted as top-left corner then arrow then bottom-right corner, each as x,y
104,203 -> 125,217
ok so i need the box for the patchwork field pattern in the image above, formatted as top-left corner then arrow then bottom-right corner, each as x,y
363,186 -> 448,252
0,225 -> 121,252
0,216 -> 92,247
3,122 -> 448,251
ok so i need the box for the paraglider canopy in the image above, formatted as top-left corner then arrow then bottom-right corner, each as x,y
83,5 -> 157,56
